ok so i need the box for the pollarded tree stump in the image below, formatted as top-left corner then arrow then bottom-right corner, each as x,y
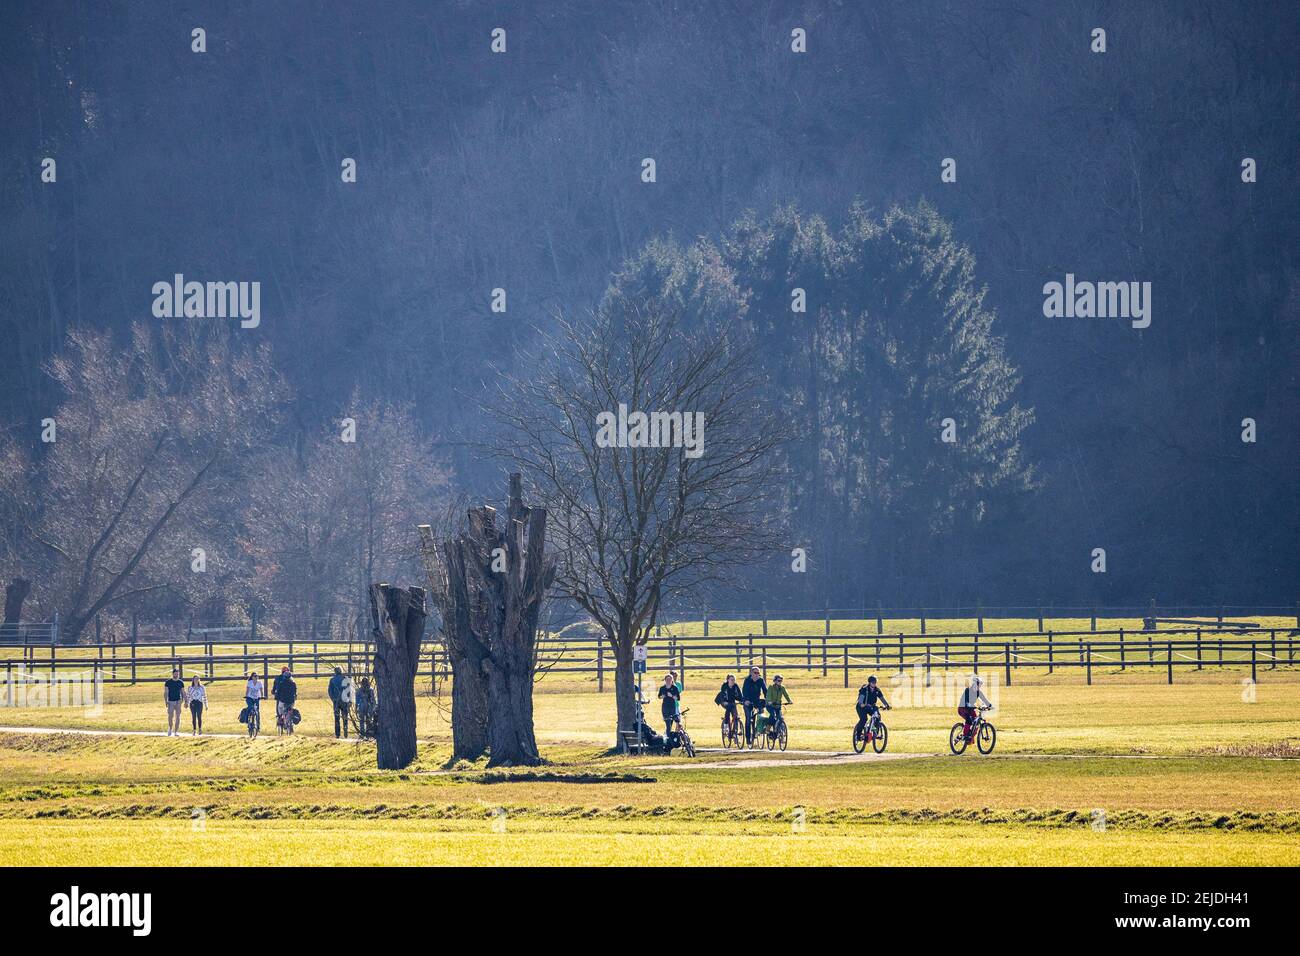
369,583 -> 426,770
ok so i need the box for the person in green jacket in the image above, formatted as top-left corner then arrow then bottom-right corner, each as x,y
764,674 -> 791,736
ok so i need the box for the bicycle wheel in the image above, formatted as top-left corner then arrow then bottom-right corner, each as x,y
248,711 -> 257,739
777,720 -> 787,751
852,725 -> 867,754
977,721 -> 997,754
949,723 -> 968,755
871,722 -> 888,754
682,731 -> 696,758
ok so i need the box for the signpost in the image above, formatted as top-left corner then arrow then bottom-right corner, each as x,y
633,644 -> 648,752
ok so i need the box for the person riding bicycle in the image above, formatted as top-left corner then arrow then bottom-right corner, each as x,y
957,675 -> 992,741
764,674 -> 792,737
244,671 -> 264,728
714,674 -> 743,736
854,675 -> 891,739
741,666 -> 767,742
272,666 -> 298,731
657,672 -> 682,746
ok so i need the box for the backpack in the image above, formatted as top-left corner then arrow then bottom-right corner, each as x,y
857,686 -> 869,708
238,706 -> 249,724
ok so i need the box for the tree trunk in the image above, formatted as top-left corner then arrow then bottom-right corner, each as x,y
2,578 -> 31,634
448,637 -> 490,761
369,583 -> 426,770
613,636 -> 637,741
422,474 -> 554,768
483,642 -> 540,765
419,525 -> 490,762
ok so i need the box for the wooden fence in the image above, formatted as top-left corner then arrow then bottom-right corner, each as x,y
2,627 -> 1297,697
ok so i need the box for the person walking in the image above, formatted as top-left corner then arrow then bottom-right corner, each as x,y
327,667 -> 355,739
163,668 -> 185,736
354,677 -> 376,737
186,675 -> 208,735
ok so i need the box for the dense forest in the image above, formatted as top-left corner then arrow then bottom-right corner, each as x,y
0,1 -> 1296,639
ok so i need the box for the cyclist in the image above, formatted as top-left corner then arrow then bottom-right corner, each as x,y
764,674 -> 792,738
657,672 -> 682,745
272,666 -> 298,733
854,675 -> 891,739
741,665 -> 767,744
244,671 -> 264,732
714,673 -> 743,739
957,675 -> 992,741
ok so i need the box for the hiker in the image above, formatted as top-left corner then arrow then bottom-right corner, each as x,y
355,677 -> 376,737
163,668 -> 186,736
327,667 -> 355,739
186,675 -> 208,735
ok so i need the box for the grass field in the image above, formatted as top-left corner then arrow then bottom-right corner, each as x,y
1,618 -> 1297,866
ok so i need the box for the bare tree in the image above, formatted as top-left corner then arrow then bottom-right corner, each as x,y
242,397 -> 448,641
486,300 -> 788,740
0,323 -> 285,642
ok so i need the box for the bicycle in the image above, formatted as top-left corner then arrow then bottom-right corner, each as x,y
720,707 -> 744,749
743,702 -> 764,749
763,708 -> 788,751
852,707 -> 889,754
673,708 -> 697,758
245,700 -> 260,739
949,706 -> 996,755
276,703 -> 296,736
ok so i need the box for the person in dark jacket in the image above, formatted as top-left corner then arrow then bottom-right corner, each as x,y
854,675 -> 891,739
714,673 -> 743,740
354,677 -> 377,737
740,666 -> 767,745
657,673 -> 682,746
327,667 -> 354,738
271,666 -> 297,732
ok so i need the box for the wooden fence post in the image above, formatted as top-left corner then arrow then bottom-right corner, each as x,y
842,644 -> 849,688
898,634 -> 904,673
920,608 -> 927,635
973,633 -> 980,673
597,632 -> 604,692
977,601 -> 984,634
1047,631 -> 1054,674
1086,643 -> 1092,685
806,639 -> 812,672
821,637 -> 828,677
1167,641 -> 1173,684
1119,628 -> 1126,670
1004,643 -> 1011,685
761,647 -> 767,681
1037,607 -> 1044,633
1196,629 -> 1202,670
876,602 -> 883,635
1251,642 -> 1257,684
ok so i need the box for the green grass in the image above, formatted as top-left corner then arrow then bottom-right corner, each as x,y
2,816 -> 1295,866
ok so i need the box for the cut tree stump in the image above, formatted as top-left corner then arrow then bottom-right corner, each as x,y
368,583 -> 427,770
